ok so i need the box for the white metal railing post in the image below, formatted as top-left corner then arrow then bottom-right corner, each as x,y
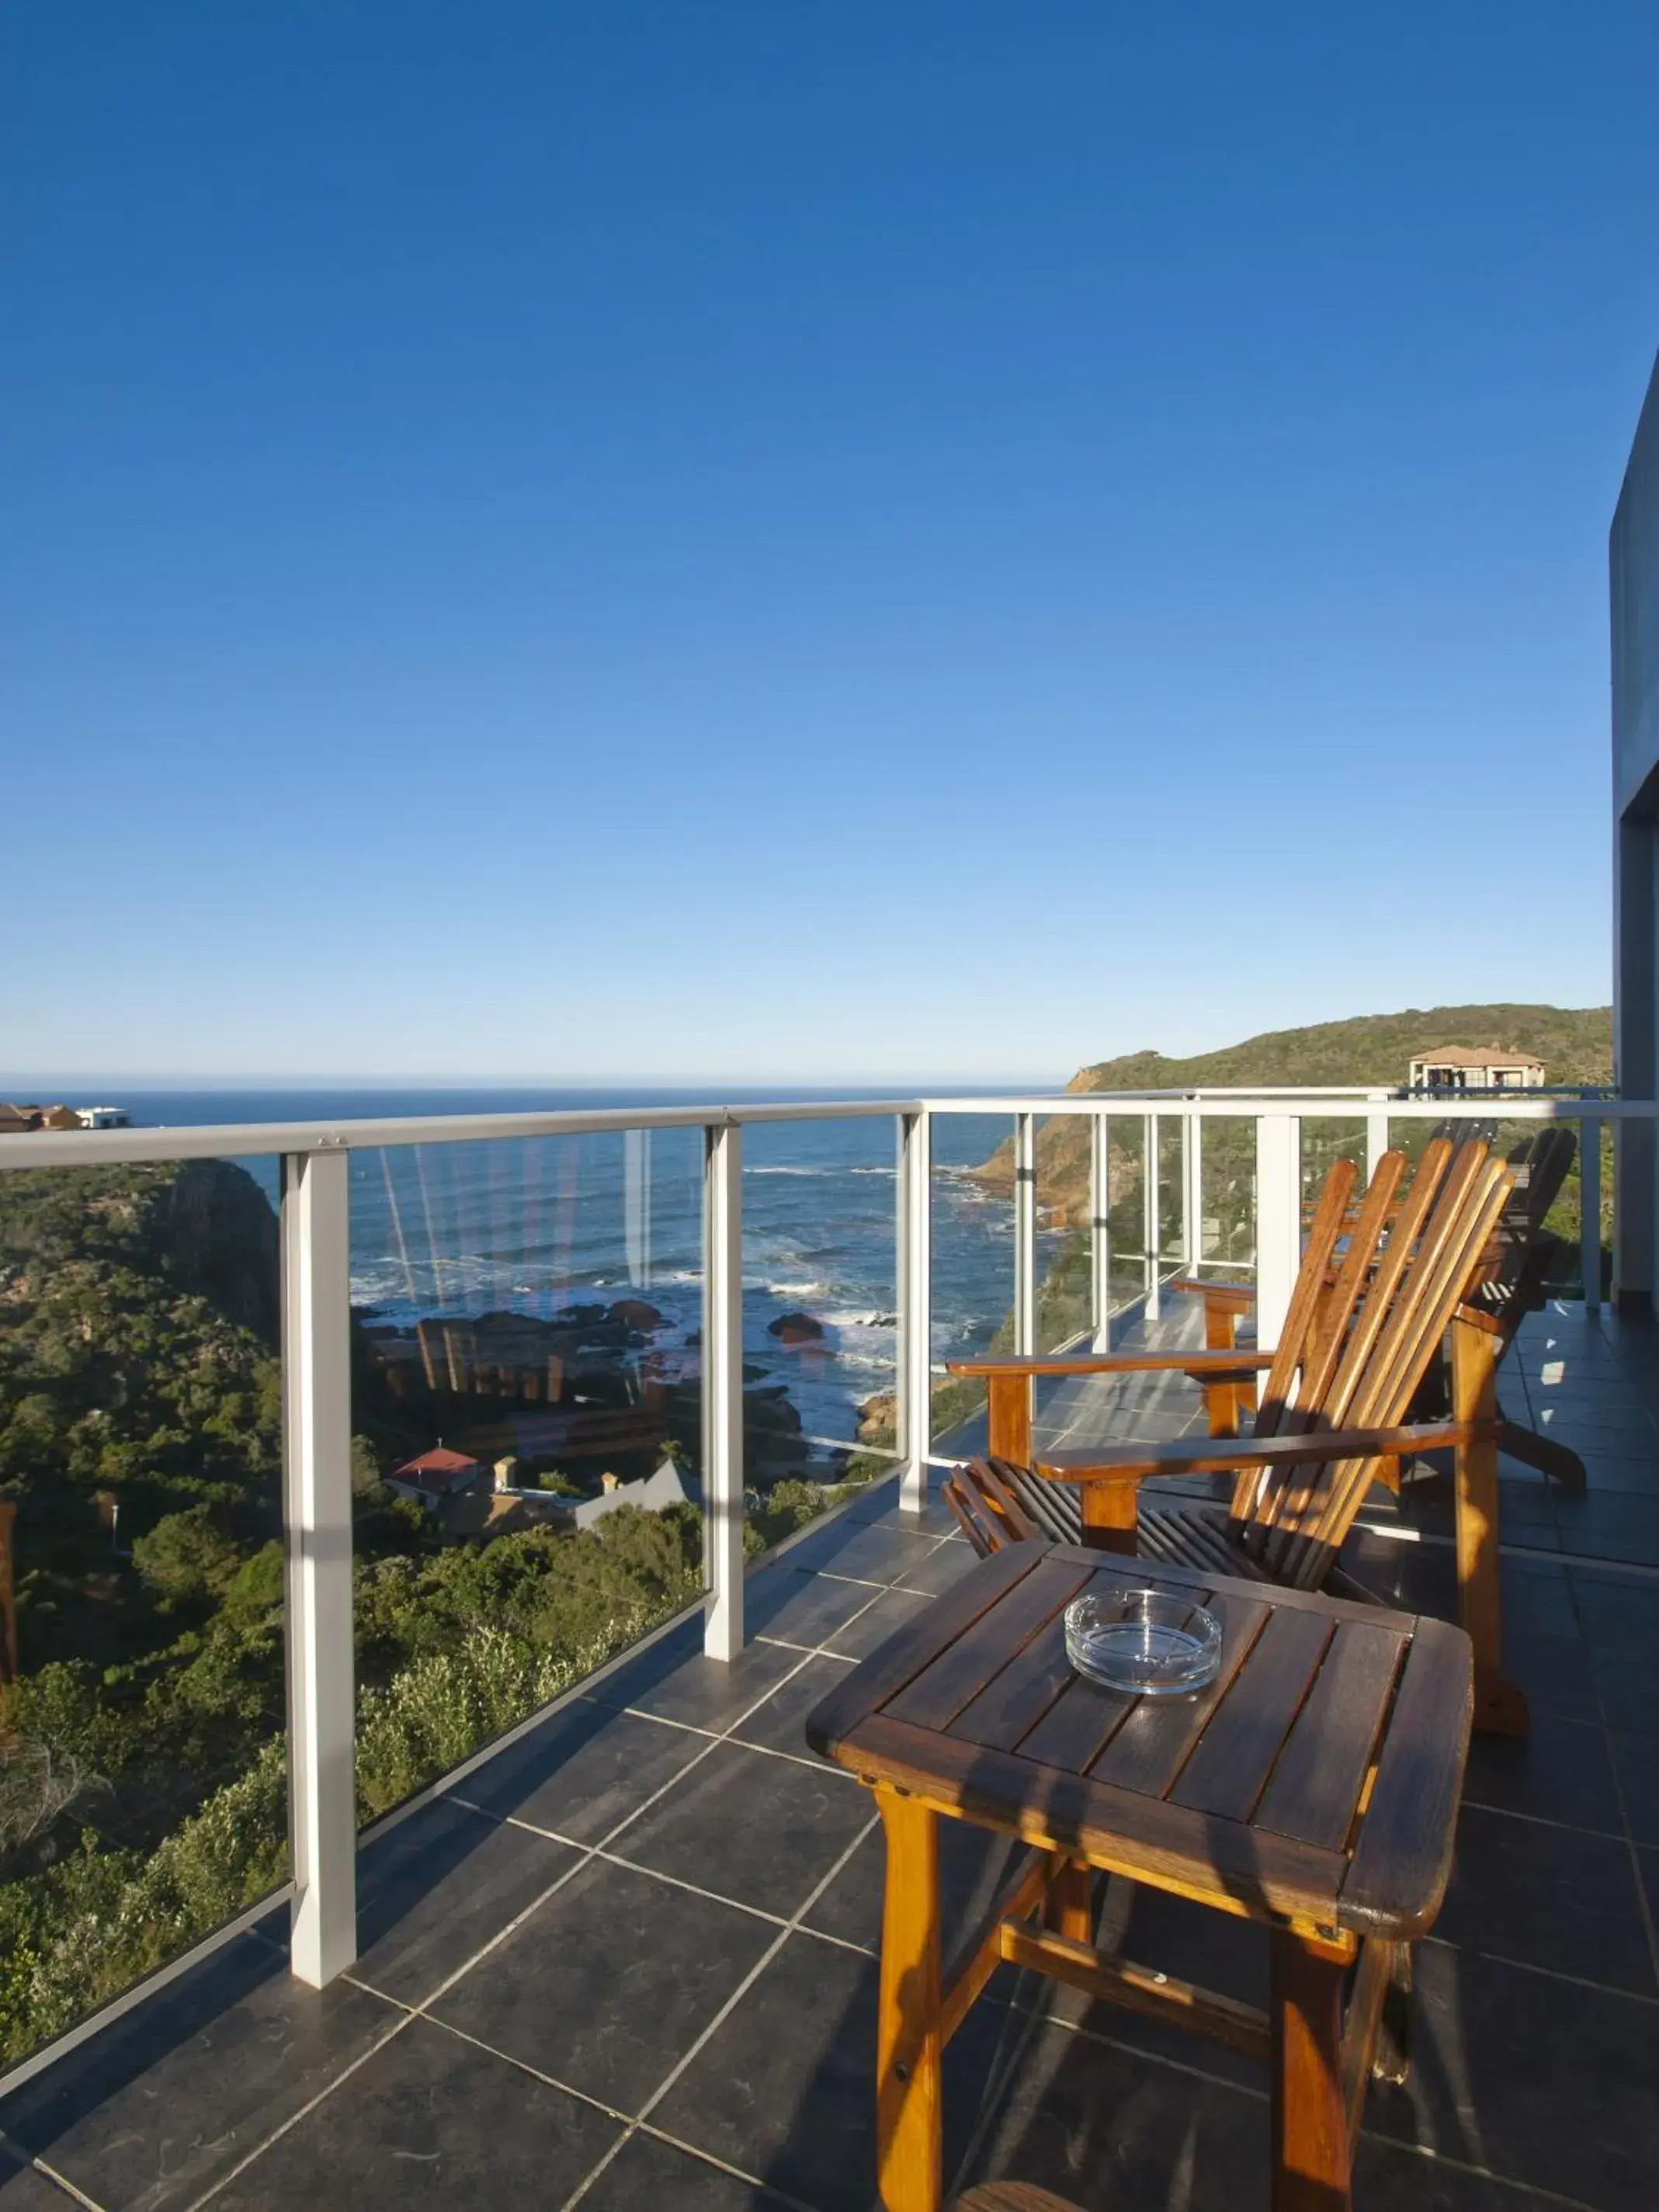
1182,1109 -> 1202,1272
1255,1114 -> 1301,1355
1366,1094 -> 1390,1181
1581,1116 -> 1602,1313
897,1110 -> 933,1512
1090,1110 -> 1112,1352
703,1121 -> 745,1660
1144,1112 -> 1161,1318
281,1146 -> 357,1989
1013,1113 -> 1037,1356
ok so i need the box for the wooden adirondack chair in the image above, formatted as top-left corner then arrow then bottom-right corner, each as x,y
1175,1125 -> 1586,1491
942,1137 -> 1527,1735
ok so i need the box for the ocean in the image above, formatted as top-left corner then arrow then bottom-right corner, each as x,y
104,1086 -> 1061,1456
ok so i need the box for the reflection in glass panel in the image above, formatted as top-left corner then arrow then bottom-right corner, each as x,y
347,1130 -> 705,1824
928,1115 -> 1019,1455
0,1155 -> 286,2068
740,1116 -> 899,1554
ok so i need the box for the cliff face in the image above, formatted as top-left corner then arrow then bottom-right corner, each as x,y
970,1002 -> 1613,1212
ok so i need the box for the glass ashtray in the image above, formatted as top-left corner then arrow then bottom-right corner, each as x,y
1064,1589 -> 1222,1696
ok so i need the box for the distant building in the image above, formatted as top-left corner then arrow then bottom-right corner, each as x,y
568,1457 -> 693,1530
386,1446 -> 484,1509
0,1101 -> 128,1133
1407,1047 -> 1546,1092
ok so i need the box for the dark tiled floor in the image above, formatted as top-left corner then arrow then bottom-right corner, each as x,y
5,1304 -> 1659,2211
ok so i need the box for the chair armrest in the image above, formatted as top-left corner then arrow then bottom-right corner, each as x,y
1168,1276 -> 1255,1314
946,1351 -> 1275,1380
1033,1420 -> 1497,1484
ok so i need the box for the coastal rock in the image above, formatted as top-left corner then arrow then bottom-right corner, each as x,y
768,1311 -> 824,1344
608,1298 -> 665,1330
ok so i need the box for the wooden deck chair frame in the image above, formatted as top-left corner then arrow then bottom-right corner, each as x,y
1175,1125 -> 1586,1491
943,1139 -> 1527,1737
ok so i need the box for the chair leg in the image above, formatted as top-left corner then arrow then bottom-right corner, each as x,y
876,1786 -> 943,2212
1449,1315 -> 1528,1737
1369,1943 -> 1413,2088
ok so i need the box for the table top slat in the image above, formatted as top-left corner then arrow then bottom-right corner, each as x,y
803,1540 -> 1474,1939
953,1608 -> 1078,1754
850,1711 -> 1350,1926
1087,1589 -> 1272,1799
1014,1573 -> 1214,1772
955,1566 -> 1212,1752
1341,1615 -> 1474,1936
1254,1620 -> 1411,1852
804,1540 -> 1043,1758
1167,1606 -> 1335,1823
883,1554 -> 1098,1736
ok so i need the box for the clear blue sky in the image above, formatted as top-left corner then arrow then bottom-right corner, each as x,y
5,2 -> 1655,1085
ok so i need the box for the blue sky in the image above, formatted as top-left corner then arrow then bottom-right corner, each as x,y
4,2 -> 1656,1085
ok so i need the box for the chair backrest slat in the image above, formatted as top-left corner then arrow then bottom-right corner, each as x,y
1227,1137 -> 1513,1579
1251,1156 -> 1359,1439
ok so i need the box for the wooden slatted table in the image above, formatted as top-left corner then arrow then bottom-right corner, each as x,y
805,1540 -> 1473,2212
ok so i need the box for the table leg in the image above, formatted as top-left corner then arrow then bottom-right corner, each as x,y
1450,1314 -> 1528,1737
876,1785 -> 943,2212
1043,1853 -> 1094,1944
1269,1929 -> 1351,2212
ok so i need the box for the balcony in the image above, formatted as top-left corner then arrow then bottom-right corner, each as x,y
0,1092 -> 1655,2210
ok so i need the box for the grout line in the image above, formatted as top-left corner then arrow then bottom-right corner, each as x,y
558,1814 -> 883,2212
23,2160 -> 105,2211
1419,1935 -> 1659,2005
1458,1794 -> 1636,1846
627,2118 -> 824,2210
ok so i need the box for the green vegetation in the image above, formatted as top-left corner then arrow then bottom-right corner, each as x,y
0,1160 -> 814,2069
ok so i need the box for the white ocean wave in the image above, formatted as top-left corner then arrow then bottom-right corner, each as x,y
747,1165 -> 831,1177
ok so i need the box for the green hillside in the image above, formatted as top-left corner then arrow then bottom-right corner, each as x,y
1071,1003 -> 1612,1095
973,1003 -> 1612,1219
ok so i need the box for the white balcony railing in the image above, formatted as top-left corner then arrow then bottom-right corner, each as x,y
0,1083 -> 1644,2095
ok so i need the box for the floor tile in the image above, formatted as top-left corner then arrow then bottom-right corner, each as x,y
802,1817 -> 1035,1962
1460,1712 -> 1623,1833
0,1934 -> 397,2212
588,1630 -> 806,1733
610,1740 -> 873,1918
1611,1729 -> 1659,1846
354,1799 -> 581,2005
744,1565 -> 887,1649
726,1653 -> 858,1758
1587,1641 -> 1659,1732
210,2016 -> 620,2207
452,1698 -> 713,1840
954,2012 -> 1268,2211
844,1481 -> 961,1537
1365,1942 -> 1659,2212
428,1856 -> 776,2117
1569,1571 -> 1659,1655
823,1585 -> 935,1659
578,2128 -> 788,2209
1491,1630 -> 1600,1724
1434,1805 -> 1655,1992
775,1519 -> 943,1586
1350,2133 -> 1593,2209
652,1930 -> 1018,2212
890,1538 -> 983,1596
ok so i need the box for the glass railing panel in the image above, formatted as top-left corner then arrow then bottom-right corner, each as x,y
348,1129 -> 703,1824
1031,1113 -> 1089,1356
0,1153 -> 286,2070
928,1115 -> 1018,1454
1301,1116 -> 1369,1220
740,1115 -> 898,1554
1195,1115 -> 1256,1276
